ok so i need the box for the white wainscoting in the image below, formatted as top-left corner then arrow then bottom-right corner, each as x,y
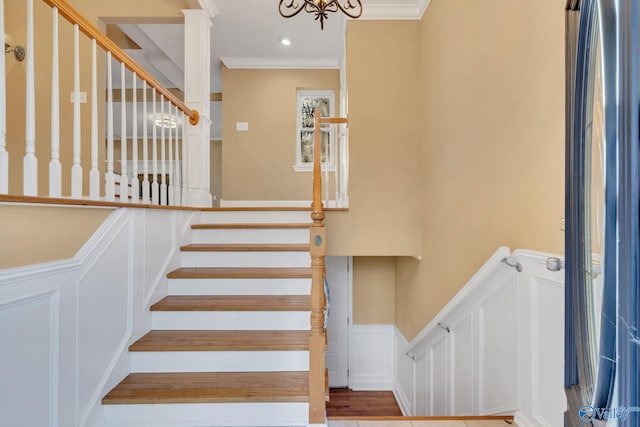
394,247 -> 565,427
349,324 -> 395,390
0,207 -> 198,427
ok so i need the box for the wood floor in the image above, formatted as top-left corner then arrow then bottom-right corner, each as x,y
327,388 -> 403,417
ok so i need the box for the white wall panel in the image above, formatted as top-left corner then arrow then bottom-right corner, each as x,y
0,207 -> 194,427
430,333 -> 448,415
349,324 -> 394,390
414,349 -> 428,416
451,313 -> 474,416
478,278 -> 518,414
0,290 -> 59,427
398,248 -> 565,426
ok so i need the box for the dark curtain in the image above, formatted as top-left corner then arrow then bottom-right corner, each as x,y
565,0 -> 640,425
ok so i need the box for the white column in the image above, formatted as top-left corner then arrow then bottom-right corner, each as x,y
182,9 -> 214,207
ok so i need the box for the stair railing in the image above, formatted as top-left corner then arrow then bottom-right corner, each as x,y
309,108 -> 347,424
0,0 -> 199,205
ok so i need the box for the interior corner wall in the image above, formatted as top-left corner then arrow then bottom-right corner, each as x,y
395,0 -> 566,340
0,204 -> 113,269
220,67 -> 340,201
326,20 -> 422,257
352,256 -> 395,324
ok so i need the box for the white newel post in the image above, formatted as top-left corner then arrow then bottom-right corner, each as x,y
182,9 -> 214,207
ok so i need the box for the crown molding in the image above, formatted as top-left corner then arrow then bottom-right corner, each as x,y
220,57 -> 340,70
186,0 -> 219,19
360,0 -> 431,20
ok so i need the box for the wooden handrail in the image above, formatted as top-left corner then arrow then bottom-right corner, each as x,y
40,0 -> 199,126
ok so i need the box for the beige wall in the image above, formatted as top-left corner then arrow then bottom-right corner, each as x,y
221,67 -> 340,201
0,204 -> 112,269
4,0 -> 188,196
394,0 -> 565,340
326,21 -> 423,257
352,257 -> 395,324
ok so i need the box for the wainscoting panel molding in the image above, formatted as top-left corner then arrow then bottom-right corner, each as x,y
0,208 -> 199,427
349,324 -> 395,390
395,247 -> 565,427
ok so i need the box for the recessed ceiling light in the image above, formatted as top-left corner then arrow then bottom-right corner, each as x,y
280,37 -> 292,46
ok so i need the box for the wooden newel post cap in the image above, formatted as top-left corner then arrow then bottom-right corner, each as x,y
189,110 -> 200,126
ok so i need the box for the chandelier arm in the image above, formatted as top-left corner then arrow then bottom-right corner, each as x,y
335,0 -> 363,18
279,0 -> 318,18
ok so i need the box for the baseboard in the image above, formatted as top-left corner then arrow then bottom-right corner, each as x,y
514,411 -> 538,427
393,383 -> 412,416
393,326 -> 412,416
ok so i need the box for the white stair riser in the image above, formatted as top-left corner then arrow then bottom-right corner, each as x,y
181,251 -> 310,268
168,278 -> 311,296
199,211 -> 311,224
131,351 -> 309,373
192,228 -> 309,244
104,402 -> 309,427
152,311 -> 310,330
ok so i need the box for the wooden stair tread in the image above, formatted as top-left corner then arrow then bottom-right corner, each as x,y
130,330 -> 310,351
180,243 -> 310,252
102,371 -> 310,404
192,223 -> 311,229
167,267 -> 312,279
150,295 -> 311,311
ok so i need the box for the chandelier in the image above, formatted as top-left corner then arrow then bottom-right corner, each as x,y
278,0 -> 363,30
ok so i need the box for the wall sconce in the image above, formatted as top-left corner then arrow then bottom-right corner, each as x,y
5,43 -> 25,61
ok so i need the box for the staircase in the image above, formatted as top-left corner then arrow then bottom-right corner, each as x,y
102,210 -> 323,427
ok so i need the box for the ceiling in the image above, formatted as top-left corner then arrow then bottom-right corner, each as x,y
110,0 -> 428,140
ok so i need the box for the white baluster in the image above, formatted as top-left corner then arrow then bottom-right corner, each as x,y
48,7 -> 61,197
168,103 -> 174,206
71,24 -> 82,198
174,107 -> 181,206
340,124 -> 349,207
324,128 -> 329,207
119,62 -> 128,202
105,52 -> 115,201
151,90 -> 159,204
131,73 -> 139,203
160,97 -> 167,205
24,0 -> 37,196
181,115 -> 187,205
334,126 -> 340,208
141,82 -> 150,203
0,0 -> 7,194
89,39 -> 100,199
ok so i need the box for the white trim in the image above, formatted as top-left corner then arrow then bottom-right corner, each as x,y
197,0 -> 219,19
393,326 -> 412,416
404,246 -> 511,355
360,0 -> 431,20
219,199 -> 343,208
220,57 -> 340,70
